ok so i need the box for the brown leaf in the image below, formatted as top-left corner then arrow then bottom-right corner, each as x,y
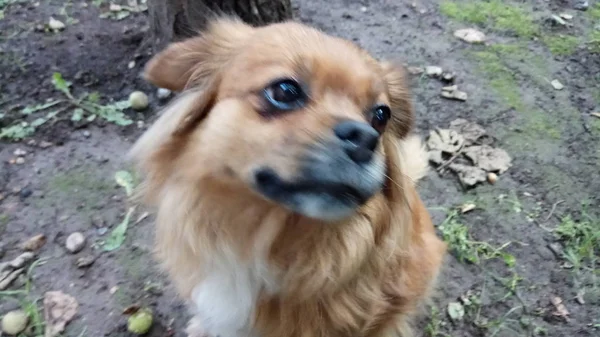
550,296 -> 569,321
463,145 -> 512,174
21,234 -> 47,251
123,304 -> 141,315
448,163 -> 487,187
43,291 -> 79,337
426,129 -> 464,154
449,119 -> 486,146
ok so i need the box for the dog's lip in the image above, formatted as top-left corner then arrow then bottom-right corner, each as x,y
254,168 -> 369,205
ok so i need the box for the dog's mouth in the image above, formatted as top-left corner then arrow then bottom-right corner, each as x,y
254,168 -> 370,207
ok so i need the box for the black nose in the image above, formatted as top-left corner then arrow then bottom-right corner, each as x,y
333,120 -> 380,163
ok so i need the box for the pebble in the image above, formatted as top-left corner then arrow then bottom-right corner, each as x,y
548,242 -> 563,258
487,172 -> 498,184
48,17 -> 66,31
13,149 -> 27,156
15,157 -> 25,165
19,188 -> 32,199
156,88 -> 172,100
128,61 -> 136,69
129,91 -> 149,111
441,85 -> 468,101
76,255 -> 96,268
559,13 -> 573,20
83,130 -> 91,138
551,79 -> 564,90
425,66 -> 443,77
65,232 -> 86,253
574,0 -> 589,11
454,28 -> 486,43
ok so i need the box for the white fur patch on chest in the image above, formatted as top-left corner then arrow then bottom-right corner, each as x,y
190,252 -> 275,337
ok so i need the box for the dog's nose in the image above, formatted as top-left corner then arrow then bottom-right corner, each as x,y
333,120 -> 380,163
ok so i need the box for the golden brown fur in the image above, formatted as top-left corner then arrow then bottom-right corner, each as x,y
130,18 -> 446,337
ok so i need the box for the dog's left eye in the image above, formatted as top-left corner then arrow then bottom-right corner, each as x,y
263,79 -> 307,111
370,105 -> 391,133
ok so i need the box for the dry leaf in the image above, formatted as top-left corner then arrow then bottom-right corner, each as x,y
123,304 -> 141,315
427,129 -> 464,154
550,296 -> 569,321
454,28 -> 486,43
21,234 -> 47,251
44,291 -> 79,337
463,145 -> 512,173
449,119 -> 486,145
460,203 -> 476,213
0,268 -> 24,290
551,79 -> 564,90
9,252 -> 35,268
448,163 -> 487,186
428,150 -> 445,165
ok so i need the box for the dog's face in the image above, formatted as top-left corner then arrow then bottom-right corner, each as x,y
139,19 -> 413,221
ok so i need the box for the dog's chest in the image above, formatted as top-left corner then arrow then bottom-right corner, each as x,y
190,252 -> 274,337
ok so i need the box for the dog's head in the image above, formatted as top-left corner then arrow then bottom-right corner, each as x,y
132,18 -> 413,221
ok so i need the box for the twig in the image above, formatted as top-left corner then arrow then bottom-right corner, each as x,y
437,149 -> 464,173
544,200 -> 564,222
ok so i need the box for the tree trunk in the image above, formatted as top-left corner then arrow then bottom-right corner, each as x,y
147,0 -> 293,51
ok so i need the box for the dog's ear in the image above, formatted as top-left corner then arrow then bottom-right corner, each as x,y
380,62 -> 414,138
144,18 -> 254,92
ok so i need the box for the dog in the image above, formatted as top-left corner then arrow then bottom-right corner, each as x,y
129,18 -> 446,337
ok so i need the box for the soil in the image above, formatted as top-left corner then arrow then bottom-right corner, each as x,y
1,1 -> 598,337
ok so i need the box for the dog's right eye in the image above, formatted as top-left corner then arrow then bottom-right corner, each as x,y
263,79 -> 307,111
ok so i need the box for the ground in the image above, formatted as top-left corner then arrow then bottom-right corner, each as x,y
0,0 -> 599,336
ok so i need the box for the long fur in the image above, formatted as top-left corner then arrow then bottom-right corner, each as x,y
130,18 -> 446,337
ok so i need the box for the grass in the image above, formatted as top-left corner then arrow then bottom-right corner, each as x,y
0,72 -> 133,141
438,209 -> 515,267
542,35 -> 580,56
554,210 -> 599,275
439,0 -> 538,38
0,259 -> 47,337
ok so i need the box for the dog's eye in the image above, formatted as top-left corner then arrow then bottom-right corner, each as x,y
263,79 -> 306,111
370,105 -> 391,133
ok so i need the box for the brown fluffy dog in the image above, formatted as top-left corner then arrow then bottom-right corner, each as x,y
130,18 -> 446,337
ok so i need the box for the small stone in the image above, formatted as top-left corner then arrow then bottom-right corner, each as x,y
19,188 -> 32,199
15,157 -> 25,165
128,61 -> 136,69
460,203 -> 476,214
425,66 -> 443,77
109,3 -> 122,11
129,91 -> 149,111
83,130 -> 91,138
487,172 -> 498,184
559,13 -> 573,20
551,79 -> 564,90
97,227 -> 108,235
21,234 -> 46,251
1,310 -> 29,335
39,141 -> 53,148
48,17 -> 66,31
360,6 -> 367,12
574,1 -> 589,11
442,72 -> 455,82
13,149 -> 27,156
441,87 -> 468,101
110,286 -> 119,294
65,232 -> 86,253
76,256 -> 96,268
156,88 -> 172,100
454,28 -> 486,43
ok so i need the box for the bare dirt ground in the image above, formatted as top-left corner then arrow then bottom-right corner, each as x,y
1,1 -> 599,336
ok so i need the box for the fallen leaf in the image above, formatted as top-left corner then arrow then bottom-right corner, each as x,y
48,17 -> 65,31
463,145 -> 512,173
448,163 -> 487,187
550,296 -> 569,321
115,170 -> 134,197
590,112 -> 600,119
551,15 -> 567,26
44,291 -> 79,337
559,13 -> 573,20
0,268 -> 24,290
407,66 -> 424,75
426,129 -> 464,154
428,150 -> 445,165
460,203 -> 476,213
447,301 -> 465,322
103,207 -> 134,251
21,234 -> 47,251
441,89 -> 468,101
123,304 -> 141,315
9,252 -> 35,268
449,119 -> 486,145
454,28 -> 486,43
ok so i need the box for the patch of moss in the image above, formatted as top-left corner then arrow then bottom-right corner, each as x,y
588,3 -> 600,20
542,35 -> 580,56
589,31 -> 600,53
0,213 -> 8,234
439,0 -> 538,37
41,165 -> 114,215
471,50 -> 523,110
